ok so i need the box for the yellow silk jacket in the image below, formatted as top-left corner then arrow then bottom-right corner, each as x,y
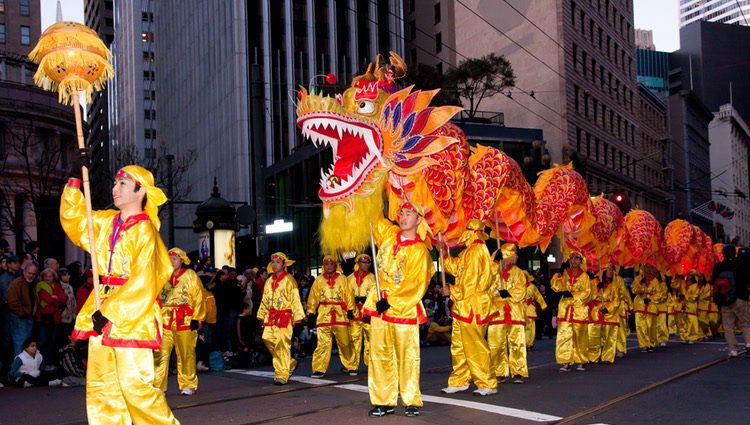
308,272 -> 354,326
632,275 -> 667,315
489,263 -> 527,325
524,282 -> 548,320
347,271 -> 376,320
363,218 -> 435,324
257,272 -> 305,328
442,241 -> 494,324
158,268 -> 206,331
551,269 -> 592,323
697,283 -> 714,313
682,282 -> 700,315
600,276 -> 624,324
61,180 -> 172,349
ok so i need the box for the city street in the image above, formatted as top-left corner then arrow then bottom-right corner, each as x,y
1,336 -> 747,425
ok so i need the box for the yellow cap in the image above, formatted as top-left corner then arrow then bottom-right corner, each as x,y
168,247 -> 190,265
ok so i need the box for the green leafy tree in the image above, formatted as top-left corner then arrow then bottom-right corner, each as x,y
444,53 -> 516,119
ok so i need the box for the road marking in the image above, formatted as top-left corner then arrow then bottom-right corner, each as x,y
229,370 -> 338,385
334,383 -> 562,422
231,370 -> 561,421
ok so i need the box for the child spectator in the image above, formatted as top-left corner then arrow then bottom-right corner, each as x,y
10,337 -> 61,387
58,339 -> 86,387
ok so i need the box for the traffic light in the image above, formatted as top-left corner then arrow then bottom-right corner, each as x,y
612,192 -> 628,214
614,194 -> 624,203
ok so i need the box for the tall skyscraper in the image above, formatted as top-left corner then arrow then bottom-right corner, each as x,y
154,1 -> 404,269
407,0 -> 671,222
680,0 -> 750,27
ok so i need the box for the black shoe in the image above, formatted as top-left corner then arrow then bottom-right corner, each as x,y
404,406 -> 420,417
340,367 -> 358,376
310,371 -> 325,378
368,406 -> 395,417
274,379 -> 286,385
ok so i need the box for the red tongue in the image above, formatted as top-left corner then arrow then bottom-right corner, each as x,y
330,130 -> 370,180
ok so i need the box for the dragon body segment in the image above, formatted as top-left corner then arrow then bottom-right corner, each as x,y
296,52 -> 590,257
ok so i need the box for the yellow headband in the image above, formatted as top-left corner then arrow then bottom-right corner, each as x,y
354,253 -> 373,271
501,243 -> 517,259
168,247 -> 190,265
267,252 -> 295,273
117,165 -> 167,230
459,219 -> 489,245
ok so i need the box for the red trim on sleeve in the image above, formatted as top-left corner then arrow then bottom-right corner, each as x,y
67,178 -> 81,189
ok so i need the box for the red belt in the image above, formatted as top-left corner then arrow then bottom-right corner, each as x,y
102,276 -> 128,286
266,309 -> 293,327
320,301 -> 347,308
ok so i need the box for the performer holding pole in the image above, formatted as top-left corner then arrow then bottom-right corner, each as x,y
347,254 -> 376,368
363,202 -> 434,417
61,165 -> 179,424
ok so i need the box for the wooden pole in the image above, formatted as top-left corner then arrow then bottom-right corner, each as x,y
438,233 -> 447,290
72,97 -> 101,309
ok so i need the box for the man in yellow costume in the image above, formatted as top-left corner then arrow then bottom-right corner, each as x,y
61,165 -> 180,425
257,252 -> 305,385
551,251 -> 591,372
523,272 -> 547,351
697,274 -> 715,338
154,248 -> 206,395
438,219 -> 497,396
586,271 -> 603,363
348,253 -> 376,369
680,271 -> 702,343
631,265 -> 667,352
654,276 -> 670,348
487,243 -> 528,383
362,202 -> 435,417
308,255 -> 357,377
598,264 -> 623,363
616,272 -> 632,358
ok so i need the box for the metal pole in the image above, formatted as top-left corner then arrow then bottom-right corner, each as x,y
166,154 -> 175,247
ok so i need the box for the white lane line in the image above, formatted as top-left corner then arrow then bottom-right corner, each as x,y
228,369 -> 338,385
334,383 -> 562,422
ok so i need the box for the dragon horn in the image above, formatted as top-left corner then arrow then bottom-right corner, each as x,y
388,51 -> 407,79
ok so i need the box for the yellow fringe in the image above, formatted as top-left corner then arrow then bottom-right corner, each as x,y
319,181 -> 386,258
28,22 -> 113,105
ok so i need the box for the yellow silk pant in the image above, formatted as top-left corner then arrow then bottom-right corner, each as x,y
657,312 -> 669,344
262,326 -> 297,382
668,313 -> 679,335
350,320 -> 370,367
447,320 -> 495,389
698,311 -> 712,337
154,329 -> 198,391
682,313 -> 701,341
635,313 -> 657,348
312,324 -> 357,373
587,322 -> 602,362
616,314 -> 629,354
368,317 -> 422,407
525,318 -> 537,347
87,335 -> 180,425
488,323 -> 527,378
709,312 -> 720,335
600,324 -> 619,363
555,320 -> 589,365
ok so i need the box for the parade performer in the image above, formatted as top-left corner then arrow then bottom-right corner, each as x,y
551,251 -> 591,372
523,272 -> 547,350
631,265 -> 667,352
347,254 -> 376,368
256,252 -> 305,385
697,274 -> 714,338
681,272 -> 702,343
438,219 -> 497,396
308,255 -> 357,377
362,202 -> 435,417
598,265 -> 623,363
62,165 -> 180,424
586,272 -> 603,363
655,282 -> 670,348
615,274 -> 632,358
154,248 -> 206,395
488,243 -> 528,383
667,279 -> 685,337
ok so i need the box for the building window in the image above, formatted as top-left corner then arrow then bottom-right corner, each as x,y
0,24 -> 5,44
436,62 -> 443,74
571,1 -> 576,27
20,25 -> 30,45
142,12 -> 153,22
20,0 -> 30,16
143,70 -> 155,80
143,51 -> 154,61
144,109 -> 155,120
435,32 -> 442,53
434,3 -> 441,24
144,89 -> 156,100
409,20 -> 416,41
0,0 -> 5,13
409,0 -> 415,12
142,32 -> 154,42
410,48 -> 417,65
144,129 -> 156,139
574,85 -> 579,112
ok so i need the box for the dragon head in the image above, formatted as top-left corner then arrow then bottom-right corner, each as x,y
296,52 -> 462,255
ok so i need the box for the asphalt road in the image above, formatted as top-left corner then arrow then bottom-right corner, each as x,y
1,336 -> 747,425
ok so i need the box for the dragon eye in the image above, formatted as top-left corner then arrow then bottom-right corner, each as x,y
357,100 -> 375,114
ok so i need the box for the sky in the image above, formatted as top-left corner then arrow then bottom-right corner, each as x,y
633,0 -> 681,52
40,0 -> 84,31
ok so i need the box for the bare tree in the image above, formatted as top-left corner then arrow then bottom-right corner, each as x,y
444,53 -> 516,119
